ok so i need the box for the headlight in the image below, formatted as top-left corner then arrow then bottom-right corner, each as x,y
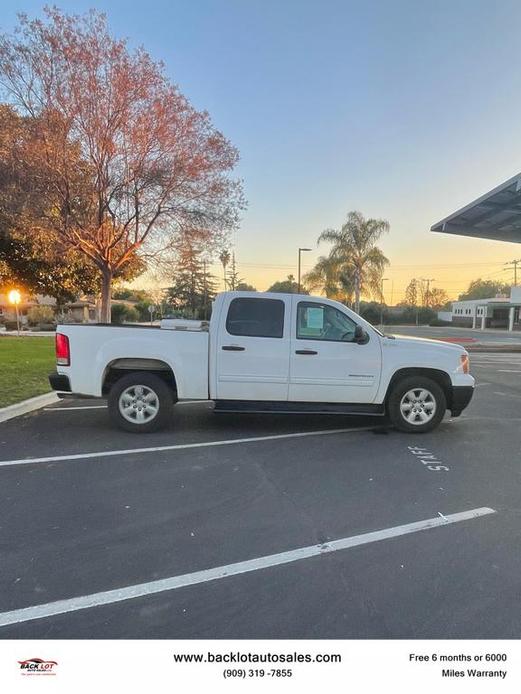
460,354 -> 470,374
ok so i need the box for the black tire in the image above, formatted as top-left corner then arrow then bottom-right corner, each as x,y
108,371 -> 174,433
387,376 -> 446,433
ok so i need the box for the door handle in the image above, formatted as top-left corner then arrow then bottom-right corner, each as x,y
222,345 -> 245,351
295,349 -> 318,355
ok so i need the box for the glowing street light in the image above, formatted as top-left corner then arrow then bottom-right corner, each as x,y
8,289 -> 21,336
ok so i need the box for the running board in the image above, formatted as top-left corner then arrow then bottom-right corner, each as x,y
214,400 -> 385,416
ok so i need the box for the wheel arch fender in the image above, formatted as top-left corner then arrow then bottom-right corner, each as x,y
384,367 -> 452,409
101,357 -> 178,399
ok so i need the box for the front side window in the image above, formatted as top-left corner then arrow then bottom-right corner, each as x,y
297,302 -> 357,342
226,298 -> 285,338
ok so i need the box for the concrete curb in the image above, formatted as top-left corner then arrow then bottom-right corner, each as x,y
0,391 -> 59,424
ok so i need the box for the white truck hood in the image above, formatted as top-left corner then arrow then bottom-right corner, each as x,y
385,333 -> 468,354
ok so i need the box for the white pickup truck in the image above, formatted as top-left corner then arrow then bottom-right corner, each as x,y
49,291 -> 474,433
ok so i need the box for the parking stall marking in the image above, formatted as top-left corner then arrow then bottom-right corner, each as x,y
0,425 -> 378,469
0,506 -> 496,628
408,446 -> 450,472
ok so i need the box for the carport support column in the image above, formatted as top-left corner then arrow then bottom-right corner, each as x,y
509,306 -> 515,332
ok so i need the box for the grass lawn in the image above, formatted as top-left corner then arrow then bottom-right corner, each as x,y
0,336 -> 55,406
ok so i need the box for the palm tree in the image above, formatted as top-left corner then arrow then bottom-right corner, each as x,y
317,211 -> 389,313
303,255 -> 355,304
219,249 -> 231,291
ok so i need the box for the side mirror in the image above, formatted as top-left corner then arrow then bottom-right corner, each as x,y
354,325 -> 369,344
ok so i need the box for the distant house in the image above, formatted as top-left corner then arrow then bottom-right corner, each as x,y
63,300 -> 97,323
0,293 -> 55,324
450,287 -> 521,331
0,291 -> 100,325
0,291 -> 142,325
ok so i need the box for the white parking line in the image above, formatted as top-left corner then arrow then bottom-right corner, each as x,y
0,506 -> 495,628
497,369 -> 521,373
0,426 -> 376,469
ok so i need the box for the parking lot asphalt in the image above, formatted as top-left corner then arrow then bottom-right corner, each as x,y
0,353 -> 520,639
388,324 -> 521,345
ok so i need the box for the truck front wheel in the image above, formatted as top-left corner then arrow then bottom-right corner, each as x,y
387,376 -> 446,433
108,372 -> 174,433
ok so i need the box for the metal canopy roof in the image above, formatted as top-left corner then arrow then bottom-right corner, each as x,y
431,173 -> 521,243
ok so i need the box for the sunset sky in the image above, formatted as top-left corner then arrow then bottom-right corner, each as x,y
3,0 -> 521,301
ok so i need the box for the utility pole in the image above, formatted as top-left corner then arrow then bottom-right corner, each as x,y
421,278 -> 436,308
380,278 -> 388,329
505,259 -> 521,286
297,248 -> 311,294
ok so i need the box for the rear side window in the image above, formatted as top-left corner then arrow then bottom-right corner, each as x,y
226,298 -> 285,338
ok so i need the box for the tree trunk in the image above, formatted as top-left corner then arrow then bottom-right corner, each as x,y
100,266 -> 113,323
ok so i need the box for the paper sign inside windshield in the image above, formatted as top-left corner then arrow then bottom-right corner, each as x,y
307,308 -> 324,330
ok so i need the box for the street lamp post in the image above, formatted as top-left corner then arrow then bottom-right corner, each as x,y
8,289 -> 21,336
297,248 -> 312,294
380,278 -> 388,329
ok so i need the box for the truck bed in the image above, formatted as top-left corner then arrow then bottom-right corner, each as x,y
56,322 -> 209,399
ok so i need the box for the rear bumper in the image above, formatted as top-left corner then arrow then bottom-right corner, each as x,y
49,372 -> 71,392
450,385 -> 474,417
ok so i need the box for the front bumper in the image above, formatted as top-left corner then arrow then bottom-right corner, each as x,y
450,385 -> 474,417
49,372 -> 71,392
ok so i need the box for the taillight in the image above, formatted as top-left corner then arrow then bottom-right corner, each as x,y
56,333 -> 70,366
460,354 -> 469,374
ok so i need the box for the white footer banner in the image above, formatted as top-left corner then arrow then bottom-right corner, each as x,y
0,640 -> 518,692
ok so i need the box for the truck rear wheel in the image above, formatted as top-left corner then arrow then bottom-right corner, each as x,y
387,376 -> 446,433
108,372 -> 174,433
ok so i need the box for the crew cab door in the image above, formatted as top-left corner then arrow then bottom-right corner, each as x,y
289,298 -> 381,403
215,295 -> 290,400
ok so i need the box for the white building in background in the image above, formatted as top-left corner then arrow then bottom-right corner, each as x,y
431,173 -> 521,331
450,286 -> 521,331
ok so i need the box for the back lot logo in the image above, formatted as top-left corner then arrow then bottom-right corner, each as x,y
18,658 -> 58,675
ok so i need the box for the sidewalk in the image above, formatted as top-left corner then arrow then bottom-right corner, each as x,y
0,391 -> 58,423
0,330 -> 56,337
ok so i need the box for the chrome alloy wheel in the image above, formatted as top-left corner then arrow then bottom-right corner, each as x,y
118,384 -> 159,424
399,388 -> 436,426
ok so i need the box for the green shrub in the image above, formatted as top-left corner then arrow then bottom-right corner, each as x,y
4,321 -> 20,331
111,304 -> 127,324
123,307 -> 140,323
111,304 -> 140,324
429,319 -> 452,327
27,305 -> 55,326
